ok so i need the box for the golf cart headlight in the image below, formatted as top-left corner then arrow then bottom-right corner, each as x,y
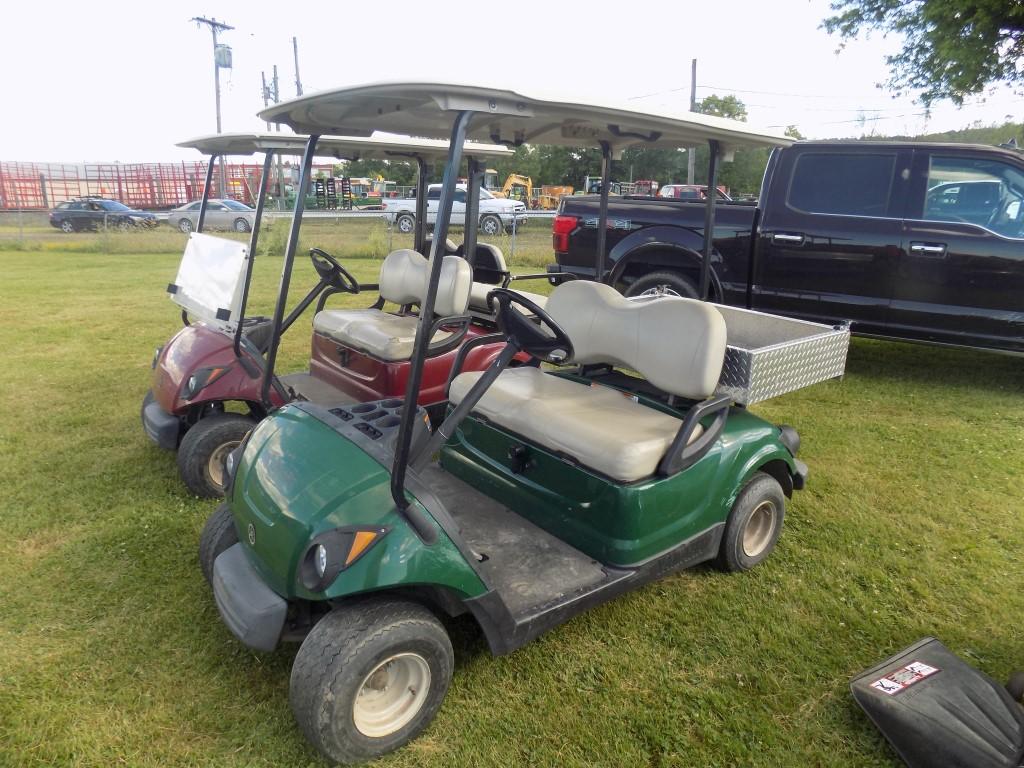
182,366 -> 230,401
299,527 -> 391,592
315,544 -> 328,578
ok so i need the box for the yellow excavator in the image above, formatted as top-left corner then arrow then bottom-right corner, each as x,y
489,173 -> 573,210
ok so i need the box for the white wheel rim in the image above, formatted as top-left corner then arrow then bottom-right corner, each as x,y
206,439 -> 240,490
638,285 -> 681,298
742,500 -> 777,558
352,653 -> 431,738
399,218 -> 413,232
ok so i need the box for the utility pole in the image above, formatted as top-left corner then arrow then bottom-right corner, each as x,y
687,58 -> 697,185
292,37 -> 303,96
192,16 -> 234,196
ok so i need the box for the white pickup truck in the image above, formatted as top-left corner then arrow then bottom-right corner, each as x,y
383,183 -> 528,236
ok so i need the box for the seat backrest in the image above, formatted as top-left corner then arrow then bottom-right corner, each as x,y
378,248 -> 471,317
545,281 -> 727,399
456,242 -> 508,285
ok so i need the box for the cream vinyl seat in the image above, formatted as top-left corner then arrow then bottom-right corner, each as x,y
462,241 -> 549,314
313,248 -> 471,361
449,281 -> 728,483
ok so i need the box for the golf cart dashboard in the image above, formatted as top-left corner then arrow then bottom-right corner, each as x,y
292,399 -> 430,468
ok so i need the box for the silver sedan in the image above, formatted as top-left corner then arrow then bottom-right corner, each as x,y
167,199 -> 256,233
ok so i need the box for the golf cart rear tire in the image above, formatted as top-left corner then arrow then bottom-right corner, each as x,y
178,218 -> 193,234
625,270 -> 700,300
716,471 -> 785,572
177,413 -> 255,498
233,218 -> 250,233
290,599 -> 453,764
199,502 -> 238,584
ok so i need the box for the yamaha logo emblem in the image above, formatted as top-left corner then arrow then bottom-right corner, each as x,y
247,523 -> 256,546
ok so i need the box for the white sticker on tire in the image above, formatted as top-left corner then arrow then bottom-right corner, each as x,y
870,661 -> 940,695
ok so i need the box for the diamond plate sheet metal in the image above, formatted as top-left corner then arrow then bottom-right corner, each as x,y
715,328 -> 850,405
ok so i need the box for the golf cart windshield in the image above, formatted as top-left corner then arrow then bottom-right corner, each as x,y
171,233 -> 250,326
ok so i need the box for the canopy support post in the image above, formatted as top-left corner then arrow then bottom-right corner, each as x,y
595,141 -> 612,283
700,139 -> 721,301
389,109 -> 474,540
463,157 -> 484,265
232,151 -> 274,359
197,156 -> 218,233
414,157 -> 428,254
260,134 -> 319,408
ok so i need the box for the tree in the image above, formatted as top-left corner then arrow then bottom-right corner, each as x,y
696,94 -> 749,121
823,1 -> 1024,106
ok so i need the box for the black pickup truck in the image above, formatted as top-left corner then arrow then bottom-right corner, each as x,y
550,141 -> 1024,353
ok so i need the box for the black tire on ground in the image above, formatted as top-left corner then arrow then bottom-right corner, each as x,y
60,219 -> 75,233
178,218 -> 193,234
395,214 -> 415,234
290,599 -> 454,765
177,413 -> 255,498
198,502 -> 238,584
479,215 -> 501,236
233,217 -> 250,233
624,270 -> 701,299
118,218 -> 134,232
716,471 -> 786,572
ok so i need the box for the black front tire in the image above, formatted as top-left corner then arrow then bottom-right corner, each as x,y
290,599 -> 454,765
624,270 -> 700,299
177,413 -> 255,498
199,502 -> 238,584
395,214 -> 415,234
716,471 -> 785,572
479,215 -> 501,236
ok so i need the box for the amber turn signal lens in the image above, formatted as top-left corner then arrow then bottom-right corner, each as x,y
345,530 -> 379,566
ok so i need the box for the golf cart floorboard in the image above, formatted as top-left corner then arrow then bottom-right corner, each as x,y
279,372 -> 356,407
419,464 -> 608,618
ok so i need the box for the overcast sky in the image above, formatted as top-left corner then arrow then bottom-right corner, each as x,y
4,0 -> 1021,162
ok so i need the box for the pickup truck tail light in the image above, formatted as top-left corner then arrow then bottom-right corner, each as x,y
552,215 -> 578,254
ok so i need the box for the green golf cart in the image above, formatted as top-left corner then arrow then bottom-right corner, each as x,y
200,82 -> 849,764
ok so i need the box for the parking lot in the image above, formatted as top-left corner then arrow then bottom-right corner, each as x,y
0,219 -> 1020,767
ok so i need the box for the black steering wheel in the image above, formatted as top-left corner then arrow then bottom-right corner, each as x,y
488,288 -> 573,364
309,248 -> 358,293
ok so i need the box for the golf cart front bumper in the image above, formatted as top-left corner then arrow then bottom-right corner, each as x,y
141,390 -> 180,450
212,543 -> 288,652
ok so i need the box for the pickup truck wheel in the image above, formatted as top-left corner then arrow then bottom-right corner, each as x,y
395,214 -> 415,234
479,215 -> 501,236
625,270 -> 700,299
290,599 -> 453,764
716,472 -> 785,572
198,502 -> 238,584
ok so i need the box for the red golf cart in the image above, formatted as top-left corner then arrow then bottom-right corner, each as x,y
142,132 -> 549,497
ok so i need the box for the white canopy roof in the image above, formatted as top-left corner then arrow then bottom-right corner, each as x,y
259,81 -> 794,155
176,131 -> 513,161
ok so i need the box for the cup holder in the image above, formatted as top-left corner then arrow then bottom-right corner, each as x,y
362,410 -> 388,421
380,398 -> 403,409
350,403 -> 377,414
376,416 -> 401,428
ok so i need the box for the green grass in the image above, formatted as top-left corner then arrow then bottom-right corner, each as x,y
0,235 -> 1021,767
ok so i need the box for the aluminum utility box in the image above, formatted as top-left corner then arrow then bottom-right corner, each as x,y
712,304 -> 850,405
